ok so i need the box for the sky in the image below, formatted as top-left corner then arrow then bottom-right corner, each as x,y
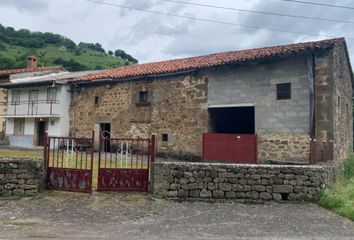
0,0 -> 353,64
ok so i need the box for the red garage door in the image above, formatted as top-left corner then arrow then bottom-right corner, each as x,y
202,133 -> 257,164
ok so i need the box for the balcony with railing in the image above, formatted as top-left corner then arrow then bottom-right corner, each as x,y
0,100 -> 60,117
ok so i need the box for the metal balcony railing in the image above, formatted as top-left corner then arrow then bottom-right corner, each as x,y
0,100 -> 60,117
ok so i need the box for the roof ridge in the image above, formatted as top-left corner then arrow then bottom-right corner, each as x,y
72,37 -> 346,82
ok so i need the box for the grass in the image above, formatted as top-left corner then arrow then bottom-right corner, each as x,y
2,43 -> 132,70
319,154 -> 354,221
0,148 -> 43,159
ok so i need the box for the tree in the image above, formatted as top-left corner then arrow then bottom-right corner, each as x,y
108,50 -> 113,55
114,49 -> 138,63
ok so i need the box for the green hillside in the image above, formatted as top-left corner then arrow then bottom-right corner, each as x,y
0,24 -> 138,71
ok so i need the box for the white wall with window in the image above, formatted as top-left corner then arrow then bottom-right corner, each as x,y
5,84 -> 70,148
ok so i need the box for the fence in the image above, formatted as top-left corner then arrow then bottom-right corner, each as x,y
309,139 -> 334,164
44,132 -> 95,193
97,133 -> 155,192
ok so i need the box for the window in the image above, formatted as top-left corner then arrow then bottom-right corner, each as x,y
139,91 -> 148,104
276,83 -> 291,100
11,90 -> 21,104
94,96 -> 100,104
47,87 -> 57,102
162,133 -> 168,142
14,118 -> 25,136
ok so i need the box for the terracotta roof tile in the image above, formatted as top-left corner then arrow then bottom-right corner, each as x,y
75,38 -> 346,82
0,66 -> 64,76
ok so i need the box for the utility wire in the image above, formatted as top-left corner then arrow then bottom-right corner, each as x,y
161,0 -> 354,24
84,0 -> 354,40
280,0 -> 354,10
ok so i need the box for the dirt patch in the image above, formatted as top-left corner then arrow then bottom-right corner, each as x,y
0,191 -> 353,239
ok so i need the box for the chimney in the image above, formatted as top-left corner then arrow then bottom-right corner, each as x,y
26,55 -> 37,68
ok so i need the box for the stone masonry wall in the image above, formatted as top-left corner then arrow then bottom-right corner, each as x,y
332,44 -> 353,161
153,162 -> 338,201
0,158 -> 43,197
258,133 -> 310,163
70,73 -> 208,159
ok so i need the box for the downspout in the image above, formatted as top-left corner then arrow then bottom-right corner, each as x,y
307,54 -> 316,138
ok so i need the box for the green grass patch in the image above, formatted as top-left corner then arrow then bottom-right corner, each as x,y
0,148 -> 43,159
319,154 -> 354,221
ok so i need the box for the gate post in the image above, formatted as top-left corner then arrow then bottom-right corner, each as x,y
42,131 -> 48,189
90,131 -> 95,194
149,134 -> 156,193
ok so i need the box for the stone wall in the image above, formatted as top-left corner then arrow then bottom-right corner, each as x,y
153,161 -> 339,201
332,44 -> 353,160
0,158 -> 43,197
70,73 -> 208,159
258,133 -> 310,163
314,44 -> 353,161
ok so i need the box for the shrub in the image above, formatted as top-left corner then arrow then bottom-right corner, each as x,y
344,154 -> 354,179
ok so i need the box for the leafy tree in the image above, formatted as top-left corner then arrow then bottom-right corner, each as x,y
53,57 -> 87,71
114,49 -> 138,63
108,50 -> 113,55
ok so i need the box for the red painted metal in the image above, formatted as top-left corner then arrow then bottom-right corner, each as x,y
45,132 -> 94,193
309,139 -> 333,164
202,133 -> 257,164
97,133 -> 155,192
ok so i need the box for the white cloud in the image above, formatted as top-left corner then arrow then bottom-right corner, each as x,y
0,0 -> 353,65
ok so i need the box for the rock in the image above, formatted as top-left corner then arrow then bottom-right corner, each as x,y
181,183 -> 198,190
212,190 -> 224,199
272,193 -> 282,201
245,191 -> 259,199
219,183 -> 232,191
167,191 -> 178,197
189,190 -> 200,198
253,185 -> 266,192
177,189 -> 189,198
200,189 -> 212,198
259,192 -> 272,200
225,191 -> 236,199
273,185 -> 293,193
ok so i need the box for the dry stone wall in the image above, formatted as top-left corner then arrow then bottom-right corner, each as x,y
0,158 -> 43,197
153,161 -> 339,201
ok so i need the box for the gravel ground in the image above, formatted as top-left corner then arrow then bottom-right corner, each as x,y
0,191 -> 353,240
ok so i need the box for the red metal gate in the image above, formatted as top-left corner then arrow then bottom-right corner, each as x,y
97,133 -> 155,192
44,132 -> 94,193
202,133 -> 257,163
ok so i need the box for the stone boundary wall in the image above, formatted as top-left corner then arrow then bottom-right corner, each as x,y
153,161 -> 340,201
0,158 -> 43,197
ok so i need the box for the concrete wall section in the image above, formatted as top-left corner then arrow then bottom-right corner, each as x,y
207,56 -> 311,134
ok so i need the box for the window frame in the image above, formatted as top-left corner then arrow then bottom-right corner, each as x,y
139,91 -> 149,104
14,118 -> 25,136
11,90 -> 21,105
276,83 -> 291,100
162,133 -> 169,142
47,87 -> 57,102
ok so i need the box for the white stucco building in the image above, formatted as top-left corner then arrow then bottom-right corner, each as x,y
0,71 -> 98,148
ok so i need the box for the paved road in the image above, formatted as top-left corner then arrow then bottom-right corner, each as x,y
0,191 -> 353,240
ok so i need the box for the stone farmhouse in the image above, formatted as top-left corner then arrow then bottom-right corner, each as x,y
68,38 -> 353,164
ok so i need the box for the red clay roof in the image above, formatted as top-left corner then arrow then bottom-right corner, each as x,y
0,66 -> 64,76
75,38 -> 346,82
